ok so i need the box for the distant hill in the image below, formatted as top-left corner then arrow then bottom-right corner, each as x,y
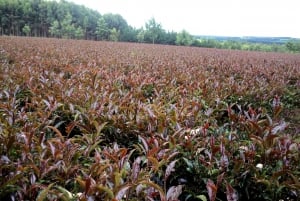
194,35 -> 299,44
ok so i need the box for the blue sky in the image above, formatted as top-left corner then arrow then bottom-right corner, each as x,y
69,0 -> 299,38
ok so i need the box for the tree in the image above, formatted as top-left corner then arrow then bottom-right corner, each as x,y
38,0 -> 49,37
103,13 -> 128,39
286,40 -> 300,52
31,0 -> 42,36
137,28 -> 145,43
109,27 -> 119,41
22,24 -> 31,36
162,31 -> 177,45
45,0 -> 56,37
4,0 -> 21,35
61,12 -> 75,38
120,26 -> 138,42
103,13 -> 127,28
0,1 -> 7,34
0,0 -> 101,39
176,30 -> 193,46
145,18 -> 162,44
82,15 -> 88,39
196,39 -> 219,48
49,20 -> 60,38
96,17 -> 109,40
74,26 -> 84,39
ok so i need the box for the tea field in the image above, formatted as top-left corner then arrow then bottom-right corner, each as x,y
0,36 -> 299,201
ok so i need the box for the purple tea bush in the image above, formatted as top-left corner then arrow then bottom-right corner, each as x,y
0,36 -> 299,201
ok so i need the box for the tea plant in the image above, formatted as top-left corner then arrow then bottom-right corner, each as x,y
0,36 -> 299,201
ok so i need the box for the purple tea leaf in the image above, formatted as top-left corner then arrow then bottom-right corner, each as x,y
166,185 -> 183,201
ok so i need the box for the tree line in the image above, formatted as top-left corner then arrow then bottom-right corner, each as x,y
0,0 -> 192,45
0,0 -> 125,40
1,0 -> 299,52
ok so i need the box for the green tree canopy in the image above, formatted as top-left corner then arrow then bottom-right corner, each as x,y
109,27 -> 120,41
137,28 -> 145,43
103,13 -> 127,36
145,18 -> 162,44
61,12 -> 76,38
96,17 -> 109,40
286,40 -> 300,52
176,30 -> 193,46
0,0 -> 101,39
22,24 -> 31,36
49,20 -> 60,38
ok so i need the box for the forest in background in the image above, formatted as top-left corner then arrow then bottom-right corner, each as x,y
1,0 -> 300,52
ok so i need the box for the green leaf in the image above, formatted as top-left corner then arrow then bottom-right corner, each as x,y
197,195 -> 207,201
256,179 -> 271,188
183,157 -> 193,169
56,186 -> 74,200
0,173 -> 23,189
36,183 -> 55,201
93,121 -> 107,135
95,185 -> 114,199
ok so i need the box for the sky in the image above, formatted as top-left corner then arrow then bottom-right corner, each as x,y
68,0 -> 299,38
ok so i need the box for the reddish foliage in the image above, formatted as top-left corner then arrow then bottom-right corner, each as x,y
0,36 -> 299,201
